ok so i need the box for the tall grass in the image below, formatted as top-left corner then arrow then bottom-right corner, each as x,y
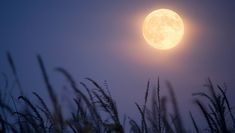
0,53 -> 235,133
192,79 -> 235,133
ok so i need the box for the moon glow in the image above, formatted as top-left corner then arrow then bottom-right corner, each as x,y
143,9 -> 184,50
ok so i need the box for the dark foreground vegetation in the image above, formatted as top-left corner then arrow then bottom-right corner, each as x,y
0,52 -> 235,133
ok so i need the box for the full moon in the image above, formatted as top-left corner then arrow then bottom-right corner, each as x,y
143,9 -> 184,50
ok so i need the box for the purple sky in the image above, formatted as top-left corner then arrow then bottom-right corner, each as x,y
1,1 -> 235,130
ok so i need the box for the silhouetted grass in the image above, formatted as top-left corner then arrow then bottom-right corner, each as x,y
0,52 -> 235,133
192,79 -> 235,133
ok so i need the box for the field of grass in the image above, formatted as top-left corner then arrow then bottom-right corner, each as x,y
0,52 -> 235,133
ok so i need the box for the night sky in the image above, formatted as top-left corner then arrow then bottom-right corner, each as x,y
1,1 -> 235,130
